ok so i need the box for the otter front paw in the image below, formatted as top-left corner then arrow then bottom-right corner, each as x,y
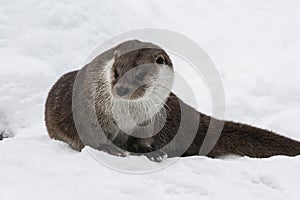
145,150 -> 168,162
98,144 -> 129,157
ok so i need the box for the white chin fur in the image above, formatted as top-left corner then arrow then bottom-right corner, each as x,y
110,64 -> 174,129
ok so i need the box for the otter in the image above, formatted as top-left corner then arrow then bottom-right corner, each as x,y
45,40 -> 300,162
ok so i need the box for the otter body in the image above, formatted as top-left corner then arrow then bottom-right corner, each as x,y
45,40 -> 300,161
121,92 -> 300,158
155,94 -> 300,158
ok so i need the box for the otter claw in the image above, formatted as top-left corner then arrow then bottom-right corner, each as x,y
146,150 -> 168,162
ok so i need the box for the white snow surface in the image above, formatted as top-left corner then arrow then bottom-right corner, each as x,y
1,0 -> 300,199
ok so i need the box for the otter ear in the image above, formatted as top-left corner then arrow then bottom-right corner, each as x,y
114,50 -> 120,60
155,55 -> 165,65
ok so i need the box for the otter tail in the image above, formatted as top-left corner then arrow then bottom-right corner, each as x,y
210,121 -> 300,158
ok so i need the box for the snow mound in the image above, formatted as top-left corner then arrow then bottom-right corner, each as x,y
1,135 -> 300,200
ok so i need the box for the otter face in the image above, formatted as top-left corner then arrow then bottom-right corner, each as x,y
111,48 -> 173,101
106,43 -> 174,129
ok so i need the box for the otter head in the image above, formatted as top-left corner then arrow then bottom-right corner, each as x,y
108,40 -> 174,129
111,48 -> 173,100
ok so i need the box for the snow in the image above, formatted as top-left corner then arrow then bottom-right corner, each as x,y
1,0 -> 300,199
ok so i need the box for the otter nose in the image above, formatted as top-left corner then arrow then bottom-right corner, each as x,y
116,86 -> 129,96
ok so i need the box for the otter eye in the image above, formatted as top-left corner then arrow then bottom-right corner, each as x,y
114,68 -> 119,79
155,55 -> 165,65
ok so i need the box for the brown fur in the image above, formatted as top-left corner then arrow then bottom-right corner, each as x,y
45,71 -> 84,151
45,71 -> 300,158
45,40 -> 300,160
159,94 -> 300,158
